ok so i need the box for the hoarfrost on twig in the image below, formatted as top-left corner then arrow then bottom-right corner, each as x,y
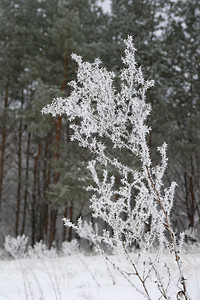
42,36 -> 190,300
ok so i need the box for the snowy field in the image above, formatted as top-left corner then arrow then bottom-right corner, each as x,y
0,248 -> 200,300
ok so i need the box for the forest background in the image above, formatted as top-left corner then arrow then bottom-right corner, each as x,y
0,0 -> 199,249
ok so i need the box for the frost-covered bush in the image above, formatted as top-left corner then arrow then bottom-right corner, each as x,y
61,239 -> 79,256
4,235 -> 28,259
43,36 -> 190,299
4,236 -> 59,259
27,240 -> 57,259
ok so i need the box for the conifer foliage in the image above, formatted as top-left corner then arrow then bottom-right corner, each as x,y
43,37 -> 190,299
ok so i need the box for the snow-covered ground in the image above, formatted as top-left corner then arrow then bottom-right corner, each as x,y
0,249 -> 199,300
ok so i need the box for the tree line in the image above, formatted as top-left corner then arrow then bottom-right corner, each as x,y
0,0 -> 199,248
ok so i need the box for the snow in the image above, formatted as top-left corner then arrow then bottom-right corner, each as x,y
0,250 -> 199,300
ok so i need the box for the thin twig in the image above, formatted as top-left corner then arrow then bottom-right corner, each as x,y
145,165 -> 189,300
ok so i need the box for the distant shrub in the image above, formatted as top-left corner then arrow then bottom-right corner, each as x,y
61,239 -> 79,256
4,235 -> 28,259
27,240 -> 57,258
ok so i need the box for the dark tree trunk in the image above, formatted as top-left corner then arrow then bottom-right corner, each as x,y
49,207 -> 58,248
21,132 -> 31,235
189,156 -> 195,228
31,143 -> 41,246
39,139 -> 51,242
48,49 -> 68,247
0,84 -> 9,210
49,116 -> 62,248
62,205 -> 68,242
15,93 -> 23,236
67,199 -> 73,242
45,169 -> 51,237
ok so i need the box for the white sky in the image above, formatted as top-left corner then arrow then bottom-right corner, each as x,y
100,0 -> 111,13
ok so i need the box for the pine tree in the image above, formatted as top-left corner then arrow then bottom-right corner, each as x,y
0,0 -> 109,246
153,0 -> 200,234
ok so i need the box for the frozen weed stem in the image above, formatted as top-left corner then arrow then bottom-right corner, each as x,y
42,36 -> 190,300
